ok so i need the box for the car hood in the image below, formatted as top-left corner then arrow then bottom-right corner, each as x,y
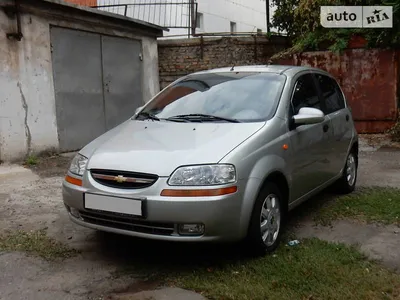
84,120 -> 265,176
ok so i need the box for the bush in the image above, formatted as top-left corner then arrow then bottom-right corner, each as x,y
388,117 -> 400,142
270,0 -> 400,54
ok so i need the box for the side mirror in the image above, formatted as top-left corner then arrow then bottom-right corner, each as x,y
293,107 -> 325,126
135,106 -> 144,115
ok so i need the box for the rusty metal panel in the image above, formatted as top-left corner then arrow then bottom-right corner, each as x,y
291,49 -> 398,133
63,0 -> 97,6
355,121 -> 396,133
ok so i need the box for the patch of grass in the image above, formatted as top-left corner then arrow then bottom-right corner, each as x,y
25,155 -> 39,166
171,239 -> 400,300
0,230 -> 79,260
37,147 -> 60,158
314,187 -> 400,226
95,233 -> 400,300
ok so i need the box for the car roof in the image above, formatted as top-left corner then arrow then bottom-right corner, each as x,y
191,65 -> 331,77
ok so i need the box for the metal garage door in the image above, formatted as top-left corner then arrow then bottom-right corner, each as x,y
101,35 -> 143,130
50,27 -> 143,152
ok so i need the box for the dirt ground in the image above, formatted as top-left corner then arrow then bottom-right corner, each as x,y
0,134 -> 399,300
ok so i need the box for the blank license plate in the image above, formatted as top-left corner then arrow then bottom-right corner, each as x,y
84,193 -> 143,216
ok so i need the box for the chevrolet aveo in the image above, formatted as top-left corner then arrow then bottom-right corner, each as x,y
63,65 -> 358,253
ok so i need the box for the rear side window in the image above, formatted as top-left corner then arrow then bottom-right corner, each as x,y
291,74 -> 321,115
315,74 -> 345,114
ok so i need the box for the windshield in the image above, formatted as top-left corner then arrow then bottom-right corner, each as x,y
137,72 -> 286,122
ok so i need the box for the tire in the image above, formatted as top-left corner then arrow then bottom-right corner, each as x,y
246,182 -> 286,255
334,150 -> 358,194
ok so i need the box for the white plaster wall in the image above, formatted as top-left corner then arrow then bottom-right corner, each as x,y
97,0 -> 277,37
0,7 -> 160,162
184,0 -> 278,35
0,10 -> 59,161
197,0 -> 268,33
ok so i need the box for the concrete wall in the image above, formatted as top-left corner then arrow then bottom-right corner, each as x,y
158,35 -> 289,89
0,1 -> 161,162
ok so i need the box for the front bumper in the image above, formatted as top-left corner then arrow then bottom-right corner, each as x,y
62,174 -> 248,242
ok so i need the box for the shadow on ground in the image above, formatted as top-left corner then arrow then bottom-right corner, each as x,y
27,155 -> 72,177
288,190 -> 336,225
92,231 -> 251,277
84,189 -> 338,280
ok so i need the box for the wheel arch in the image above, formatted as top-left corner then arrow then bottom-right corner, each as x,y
244,170 -> 290,252
240,169 -> 290,238
238,154 -> 291,239
260,171 -> 290,213
351,140 -> 359,156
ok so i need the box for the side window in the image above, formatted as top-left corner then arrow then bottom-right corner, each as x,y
291,74 -> 321,115
315,74 -> 345,114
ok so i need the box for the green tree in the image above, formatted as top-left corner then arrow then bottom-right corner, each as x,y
270,0 -> 400,54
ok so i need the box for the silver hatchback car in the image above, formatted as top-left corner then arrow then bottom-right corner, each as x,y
63,65 -> 358,253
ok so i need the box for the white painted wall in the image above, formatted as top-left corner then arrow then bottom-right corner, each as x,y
0,4 -> 160,162
194,0 -> 268,34
97,0 -> 277,37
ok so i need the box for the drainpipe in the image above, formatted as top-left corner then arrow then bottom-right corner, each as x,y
266,0 -> 270,34
190,0 -> 196,37
4,0 -> 23,41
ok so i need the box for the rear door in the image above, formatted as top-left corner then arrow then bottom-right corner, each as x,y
287,73 -> 334,200
313,73 -> 353,177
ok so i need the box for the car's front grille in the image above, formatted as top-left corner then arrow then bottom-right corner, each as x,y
79,210 -> 175,236
90,169 -> 158,189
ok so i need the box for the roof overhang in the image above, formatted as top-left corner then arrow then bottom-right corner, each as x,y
2,0 -> 167,37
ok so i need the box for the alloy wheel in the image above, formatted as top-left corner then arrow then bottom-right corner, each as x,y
346,153 -> 357,186
260,194 -> 281,247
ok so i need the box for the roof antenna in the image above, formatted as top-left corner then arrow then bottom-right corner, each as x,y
230,65 -> 235,71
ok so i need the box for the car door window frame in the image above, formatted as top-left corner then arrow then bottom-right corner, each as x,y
288,72 -> 326,131
312,72 -> 345,115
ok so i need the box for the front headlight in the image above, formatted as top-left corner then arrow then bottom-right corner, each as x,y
69,153 -> 88,176
168,164 -> 236,186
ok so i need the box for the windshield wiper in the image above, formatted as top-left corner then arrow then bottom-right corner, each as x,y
136,112 -> 160,121
166,114 -> 240,123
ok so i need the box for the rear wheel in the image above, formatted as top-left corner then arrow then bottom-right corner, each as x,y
334,151 -> 358,194
246,182 -> 285,254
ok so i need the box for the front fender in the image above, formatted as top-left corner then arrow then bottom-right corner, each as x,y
248,154 -> 289,181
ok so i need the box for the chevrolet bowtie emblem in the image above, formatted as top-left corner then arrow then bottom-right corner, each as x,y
115,175 -> 127,183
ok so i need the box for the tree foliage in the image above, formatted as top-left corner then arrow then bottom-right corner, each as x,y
270,0 -> 400,55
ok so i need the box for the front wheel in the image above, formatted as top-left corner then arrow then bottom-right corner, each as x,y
334,151 -> 358,194
246,182 -> 285,254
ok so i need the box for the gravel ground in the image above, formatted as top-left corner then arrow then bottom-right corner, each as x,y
0,134 -> 399,300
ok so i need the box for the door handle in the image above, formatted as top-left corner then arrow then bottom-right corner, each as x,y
323,124 -> 329,132
346,115 -> 349,121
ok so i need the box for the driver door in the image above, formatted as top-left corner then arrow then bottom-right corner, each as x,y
287,73 -> 334,201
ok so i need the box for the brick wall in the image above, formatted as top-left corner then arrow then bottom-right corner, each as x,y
157,36 -> 398,133
158,35 -> 289,89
